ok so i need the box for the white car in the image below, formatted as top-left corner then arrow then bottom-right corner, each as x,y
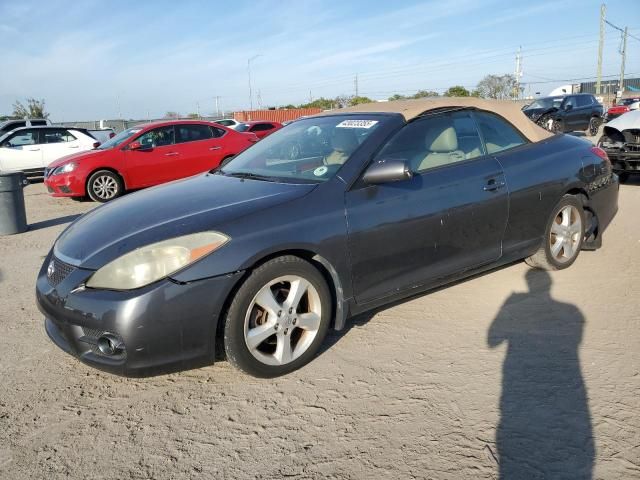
214,118 -> 243,130
0,126 -> 98,176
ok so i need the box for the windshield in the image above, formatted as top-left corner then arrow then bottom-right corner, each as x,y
525,97 -> 564,110
617,98 -> 640,106
215,119 -> 236,126
219,115 -> 384,183
235,123 -> 250,132
97,127 -> 142,150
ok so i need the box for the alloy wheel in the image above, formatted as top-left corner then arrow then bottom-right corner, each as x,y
549,205 -> 582,263
92,175 -> 119,200
244,275 -> 322,366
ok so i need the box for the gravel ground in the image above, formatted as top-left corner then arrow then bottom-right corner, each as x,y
1,170 -> 639,479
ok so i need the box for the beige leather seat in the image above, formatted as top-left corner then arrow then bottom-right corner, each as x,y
417,124 -> 465,171
325,128 -> 359,165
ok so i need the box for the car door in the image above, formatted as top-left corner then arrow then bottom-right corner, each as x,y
173,124 -> 226,177
124,125 -> 178,187
249,123 -> 275,139
575,95 -> 593,129
39,128 -> 84,166
345,110 -> 509,304
0,129 -> 43,172
560,96 -> 580,131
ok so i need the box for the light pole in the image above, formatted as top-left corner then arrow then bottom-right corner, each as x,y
247,54 -> 262,111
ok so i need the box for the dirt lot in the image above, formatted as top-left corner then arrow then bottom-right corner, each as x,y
1,175 -> 639,479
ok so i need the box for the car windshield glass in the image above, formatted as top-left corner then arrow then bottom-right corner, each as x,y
220,115 -> 384,183
618,98 -> 640,106
97,128 -> 142,149
525,97 -> 564,110
235,123 -> 250,132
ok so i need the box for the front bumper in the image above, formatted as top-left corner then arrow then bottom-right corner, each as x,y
601,146 -> 640,173
36,251 -> 243,376
44,172 -> 86,197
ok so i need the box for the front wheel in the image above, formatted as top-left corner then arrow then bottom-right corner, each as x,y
224,256 -> 331,378
87,170 -> 123,203
588,117 -> 601,136
525,196 -> 585,270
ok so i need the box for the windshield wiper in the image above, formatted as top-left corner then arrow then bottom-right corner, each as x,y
222,171 -> 276,182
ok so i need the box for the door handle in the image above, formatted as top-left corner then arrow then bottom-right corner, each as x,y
27,148 -> 40,151
164,152 -> 179,156
68,145 -> 79,149
483,179 -> 506,191
209,146 -> 221,151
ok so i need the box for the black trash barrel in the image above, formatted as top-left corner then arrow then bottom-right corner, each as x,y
0,172 -> 28,235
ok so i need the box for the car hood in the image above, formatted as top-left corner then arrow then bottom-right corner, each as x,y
47,148 -> 110,168
522,107 -> 553,119
604,110 -> 640,132
54,173 -> 315,269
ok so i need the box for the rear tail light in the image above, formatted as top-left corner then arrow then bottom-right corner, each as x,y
591,146 -> 610,165
92,142 -> 101,148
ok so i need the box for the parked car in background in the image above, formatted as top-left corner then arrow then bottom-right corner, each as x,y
604,97 -> 640,122
598,109 -> 640,182
36,98 -> 618,378
44,120 -> 258,202
235,120 -> 283,139
522,93 -> 603,135
88,128 -> 116,144
214,118 -> 243,130
0,126 -> 98,177
0,118 -> 51,136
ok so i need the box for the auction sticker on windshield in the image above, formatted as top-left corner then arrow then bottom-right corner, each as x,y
336,120 -> 378,129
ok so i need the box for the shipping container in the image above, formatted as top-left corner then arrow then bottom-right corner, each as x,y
233,108 -> 323,123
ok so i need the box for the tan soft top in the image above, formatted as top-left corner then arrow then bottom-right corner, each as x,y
318,97 -> 552,143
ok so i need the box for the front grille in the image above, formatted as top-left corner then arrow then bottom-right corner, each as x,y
47,256 -> 75,287
80,327 -> 103,355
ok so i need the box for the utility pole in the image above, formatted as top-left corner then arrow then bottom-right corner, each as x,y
618,26 -> 628,97
309,90 -> 312,103
214,96 -> 220,117
596,3 -> 606,95
247,54 -> 262,111
514,46 -> 522,100
196,102 -> 200,118
354,74 -> 359,97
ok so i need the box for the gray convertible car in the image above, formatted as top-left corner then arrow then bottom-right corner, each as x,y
36,98 -> 619,378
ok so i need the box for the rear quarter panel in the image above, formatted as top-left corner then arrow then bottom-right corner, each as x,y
496,134 -> 596,257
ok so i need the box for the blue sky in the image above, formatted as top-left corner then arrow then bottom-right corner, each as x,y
1,0 -> 639,121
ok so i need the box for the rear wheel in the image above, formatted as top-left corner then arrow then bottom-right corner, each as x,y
87,170 -> 123,203
525,196 -> 585,270
224,256 -> 331,378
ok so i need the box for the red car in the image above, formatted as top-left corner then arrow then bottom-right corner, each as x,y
235,120 -> 283,139
44,120 -> 258,202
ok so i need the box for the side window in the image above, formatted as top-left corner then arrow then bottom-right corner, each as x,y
175,124 -> 213,143
136,126 -> 175,148
576,96 -> 591,107
31,120 -> 48,126
210,126 -> 226,138
563,96 -> 577,109
473,111 -> 527,155
42,129 -> 77,144
374,111 -> 484,173
3,129 -> 39,147
250,123 -> 273,132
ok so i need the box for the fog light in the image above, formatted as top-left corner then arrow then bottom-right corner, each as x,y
97,334 -> 124,356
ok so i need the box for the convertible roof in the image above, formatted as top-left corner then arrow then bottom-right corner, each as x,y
319,97 -> 553,143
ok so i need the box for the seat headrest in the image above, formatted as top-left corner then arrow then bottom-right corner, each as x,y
331,128 -> 359,152
424,124 -> 458,152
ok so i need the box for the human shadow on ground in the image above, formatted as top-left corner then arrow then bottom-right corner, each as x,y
488,269 -> 594,479
28,214 -> 81,231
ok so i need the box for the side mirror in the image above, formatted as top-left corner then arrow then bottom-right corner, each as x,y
129,141 -> 143,150
363,159 -> 412,185
564,104 -> 573,111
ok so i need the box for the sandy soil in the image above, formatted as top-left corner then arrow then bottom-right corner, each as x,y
1,175 -> 639,479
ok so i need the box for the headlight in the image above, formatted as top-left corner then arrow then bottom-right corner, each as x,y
51,162 -> 77,176
86,231 -> 229,290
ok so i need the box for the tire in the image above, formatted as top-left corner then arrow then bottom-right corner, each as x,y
525,195 -> 585,270
87,170 -> 123,203
588,117 -> 601,136
224,255 -> 331,378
